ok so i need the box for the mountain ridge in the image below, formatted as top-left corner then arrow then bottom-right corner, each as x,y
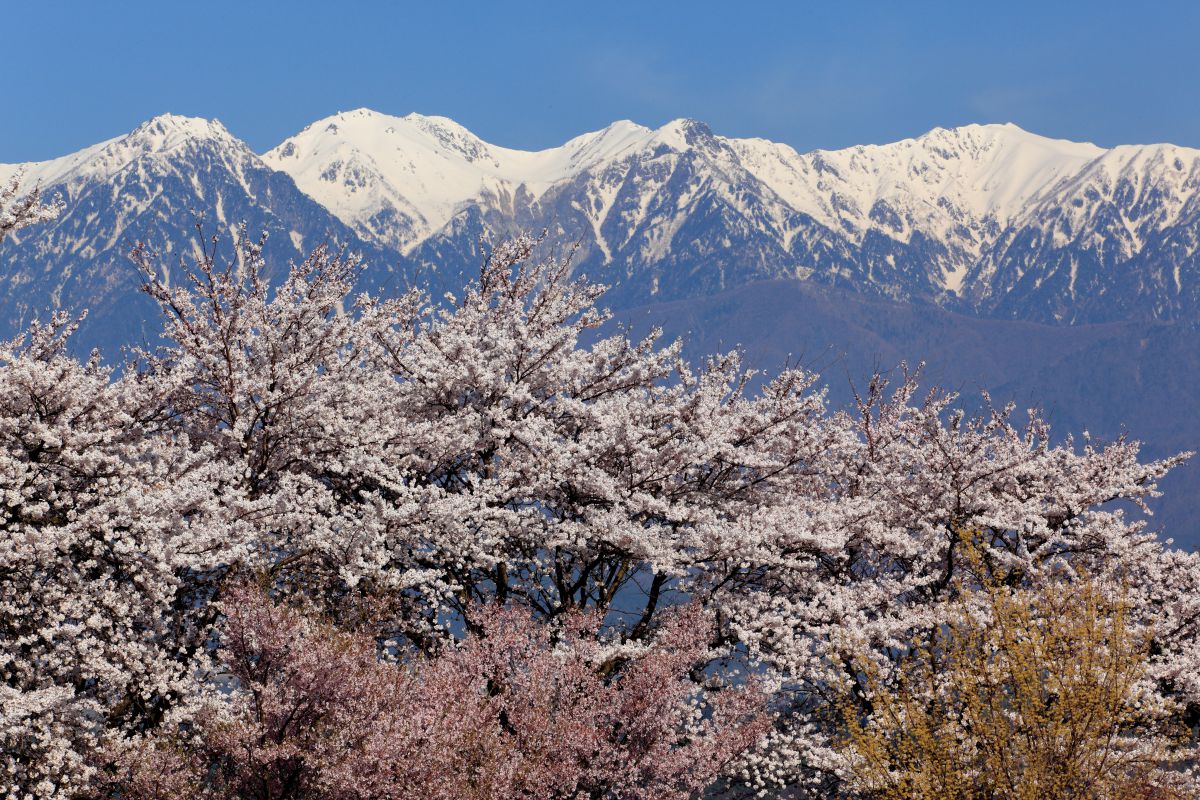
4,110 -> 1200,337
259,109 -> 1200,322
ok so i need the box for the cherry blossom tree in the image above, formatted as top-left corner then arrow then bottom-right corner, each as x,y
726,375 -> 1199,795
105,584 -> 769,800
0,179 -> 247,797
0,313 -> 243,797
127,228 -> 1200,796
133,232 -> 832,649
3,208 -> 1198,797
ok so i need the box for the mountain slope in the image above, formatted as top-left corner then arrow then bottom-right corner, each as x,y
966,143 -> 1200,322
727,123 -> 1104,292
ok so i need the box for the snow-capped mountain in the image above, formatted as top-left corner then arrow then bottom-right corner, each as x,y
265,111 -> 863,303
0,114 -> 392,353
728,123 -> 1104,293
262,110 -> 655,254
4,109 -> 1200,347
264,109 -> 1200,322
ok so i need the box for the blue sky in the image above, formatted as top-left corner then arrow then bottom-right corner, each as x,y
5,1 -> 1199,161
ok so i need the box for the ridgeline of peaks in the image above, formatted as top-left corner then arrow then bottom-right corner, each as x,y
263,109 -> 1200,322
4,109 -> 1200,346
263,110 -> 664,253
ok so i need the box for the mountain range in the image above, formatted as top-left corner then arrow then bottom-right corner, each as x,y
4,109 -> 1200,335
261,109 -> 1200,323
2,110 -> 1199,544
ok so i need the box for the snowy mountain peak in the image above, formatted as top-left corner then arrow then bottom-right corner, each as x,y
282,108 -> 495,165
0,114 -> 252,193
264,111 -> 712,253
263,109 -> 515,252
126,113 -> 239,148
557,120 -> 653,166
648,118 -> 716,151
722,121 -> 1109,295
99,115 -> 253,172
907,122 -> 1103,168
